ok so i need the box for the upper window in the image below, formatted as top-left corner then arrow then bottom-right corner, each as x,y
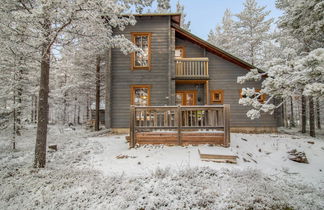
131,85 -> 151,106
131,33 -> 151,70
210,90 -> 224,104
240,89 -> 265,103
175,46 -> 185,58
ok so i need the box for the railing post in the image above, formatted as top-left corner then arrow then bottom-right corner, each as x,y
177,105 -> 182,145
130,105 -> 136,148
223,104 -> 231,147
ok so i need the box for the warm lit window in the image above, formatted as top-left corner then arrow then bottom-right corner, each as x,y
131,33 -> 151,70
175,46 -> 185,58
176,91 -> 197,105
210,90 -> 224,104
131,85 -> 151,106
240,89 -> 265,103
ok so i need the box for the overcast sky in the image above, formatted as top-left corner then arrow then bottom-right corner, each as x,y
169,0 -> 283,40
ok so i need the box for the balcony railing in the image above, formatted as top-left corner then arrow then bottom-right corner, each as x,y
175,57 -> 209,79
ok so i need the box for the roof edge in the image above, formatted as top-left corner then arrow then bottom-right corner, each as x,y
172,23 -> 263,72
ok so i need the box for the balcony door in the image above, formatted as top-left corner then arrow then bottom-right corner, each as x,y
176,91 -> 197,105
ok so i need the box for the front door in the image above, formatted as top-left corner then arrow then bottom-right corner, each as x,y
176,91 -> 197,105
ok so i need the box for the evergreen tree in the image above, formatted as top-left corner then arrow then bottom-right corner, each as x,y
208,9 -> 238,56
176,1 -> 191,31
0,0 -> 163,168
155,0 -> 171,13
235,0 -> 273,66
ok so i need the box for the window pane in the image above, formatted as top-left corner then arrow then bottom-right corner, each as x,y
176,93 -> 183,105
135,35 -> 149,67
175,49 -> 182,58
186,93 -> 194,105
214,93 -> 221,101
134,88 -> 148,106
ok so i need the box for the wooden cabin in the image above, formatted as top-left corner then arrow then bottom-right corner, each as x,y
104,13 -> 279,139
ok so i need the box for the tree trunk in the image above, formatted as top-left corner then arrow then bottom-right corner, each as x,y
34,18 -> 51,168
34,95 -> 38,122
16,78 -> 22,136
290,96 -> 295,127
74,98 -> 77,125
12,93 -> 16,150
86,95 -> 89,121
62,73 -> 67,125
309,97 -> 315,137
283,101 -> 288,128
301,95 -> 306,133
95,56 -> 101,131
316,98 -> 321,129
77,104 -> 80,125
31,95 -> 34,123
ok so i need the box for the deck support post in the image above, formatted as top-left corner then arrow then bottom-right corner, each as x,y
223,104 -> 230,147
177,105 -> 182,145
130,105 -> 136,148
205,80 -> 209,105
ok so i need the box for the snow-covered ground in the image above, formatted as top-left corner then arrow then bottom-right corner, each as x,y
1,125 -> 324,209
90,132 -> 324,186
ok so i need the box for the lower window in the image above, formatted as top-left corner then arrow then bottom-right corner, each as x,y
131,85 -> 151,106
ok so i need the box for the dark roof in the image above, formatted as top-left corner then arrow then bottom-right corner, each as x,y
125,13 -> 259,72
172,23 -> 258,71
127,13 -> 182,25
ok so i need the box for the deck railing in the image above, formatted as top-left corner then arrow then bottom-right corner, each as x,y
175,57 -> 209,79
129,105 -> 230,148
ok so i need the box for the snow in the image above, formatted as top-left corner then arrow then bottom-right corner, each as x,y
90,132 -> 324,185
1,125 -> 324,209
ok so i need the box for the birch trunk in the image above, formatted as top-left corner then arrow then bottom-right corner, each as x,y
309,97 -> 315,137
301,95 -> 306,133
290,96 -> 295,127
95,56 -> 101,131
316,98 -> 321,129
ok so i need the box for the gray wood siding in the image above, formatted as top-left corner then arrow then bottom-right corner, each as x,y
111,16 -> 170,128
207,52 -> 277,127
175,37 -> 204,57
175,37 -> 277,127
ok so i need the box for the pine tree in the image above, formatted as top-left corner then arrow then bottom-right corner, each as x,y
208,9 -> 238,56
277,0 -> 324,136
155,0 -> 171,13
235,0 -> 273,66
176,1 -> 191,31
1,0 -> 163,168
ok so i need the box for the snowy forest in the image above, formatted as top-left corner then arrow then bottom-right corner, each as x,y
0,0 -> 324,209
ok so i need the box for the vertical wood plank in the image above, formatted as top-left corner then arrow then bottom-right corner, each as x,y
154,112 -> 157,126
129,105 -> 135,148
223,104 -> 231,147
177,105 -> 181,145
144,110 -> 147,127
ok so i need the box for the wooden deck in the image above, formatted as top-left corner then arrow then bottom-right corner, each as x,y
129,105 -> 230,148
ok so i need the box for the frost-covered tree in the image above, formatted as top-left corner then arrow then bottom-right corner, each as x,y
238,0 -> 323,137
208,9 -> 238,56
0,6 -> 39,149
154,0 -> 171,13
0,0 -> 164,168
276,0 -> 324,135
235,0 -> 274,66
176,1 -> 191,31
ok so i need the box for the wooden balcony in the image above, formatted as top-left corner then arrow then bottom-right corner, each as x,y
175,57 -> 209,79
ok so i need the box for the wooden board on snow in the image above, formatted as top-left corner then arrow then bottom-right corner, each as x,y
198,149 -> 237,164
